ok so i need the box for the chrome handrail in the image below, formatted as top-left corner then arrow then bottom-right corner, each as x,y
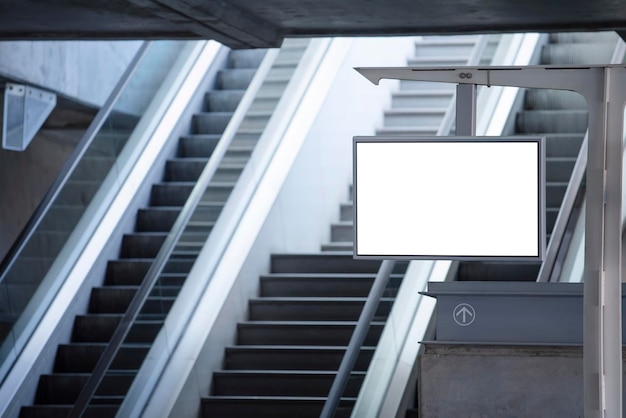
320,35 -> 490,418
68,46 -> 280,418
537,36 -> 626,282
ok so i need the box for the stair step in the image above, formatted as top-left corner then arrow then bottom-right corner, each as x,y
391,90 -> 454,109
383,108 -> 447,127
193,112 -> 233,135
223,346 -> 375,371
20,405 -> 119,418
72,315 -> 162,343
407,56 -> 469,66
546,157 -> 576,182
248,297 -> 393,321
217,68 -> 256,90
105,259 -> 193,287
340,203 -> 352,221
321,243 -> 353,252
88,286 -> 178,314
524,89 -> 587,110
456,261 -> 542,281
150,182 -> 233,206
228,49 -> 267,69
543,133 -> 584,158
178,134 -> 220,158
516,109 -> 588,134
205,90 -> 245,112
376,126 -> 439,136
200,396 -> 353,418
237,321 -> 383,346
164,158 -> 209,182
259,273 -> 403,297
331,222 -> 353,242
136,205 -> 223,232
212,370 -> 364,397
35,373 -> 134,404
270,254 -> 384,274
541,42 -> 616,65
54,343 -> 150,373
120,233 -> 167,259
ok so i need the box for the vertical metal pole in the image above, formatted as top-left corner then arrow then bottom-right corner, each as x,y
584,67 -> 623,418
456,83 -> 477,136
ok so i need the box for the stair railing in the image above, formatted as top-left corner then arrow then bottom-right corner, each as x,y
0,41 -> 151,387
537,35 -> 626,282
320,35 -> 492,418
67,46 -> 282,418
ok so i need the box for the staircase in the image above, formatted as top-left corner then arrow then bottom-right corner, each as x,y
201,190 -> 408,418
200,35 -> 490,418
456,31 -> 620,281
18,47 -> 271,418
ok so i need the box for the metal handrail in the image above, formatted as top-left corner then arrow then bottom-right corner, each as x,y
0,42 -> 151,280
537,36 -> 626,282
68,46 -> 280,418
320,35 -> 490,418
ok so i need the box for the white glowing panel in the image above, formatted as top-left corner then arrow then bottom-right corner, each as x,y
353,137 -> 545,260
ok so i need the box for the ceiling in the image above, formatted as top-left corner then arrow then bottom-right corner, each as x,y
4,0 -> 626,48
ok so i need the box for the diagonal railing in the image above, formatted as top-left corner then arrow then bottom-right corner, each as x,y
67,46 -> 281,418
320,34 -> 491,418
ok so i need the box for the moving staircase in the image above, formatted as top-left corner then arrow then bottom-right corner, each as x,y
18,47 -> 275,418
456,31 -> 620,281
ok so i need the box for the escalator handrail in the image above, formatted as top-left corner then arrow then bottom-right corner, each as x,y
68,46 -> 280,418
537,36 -> 626,282
320,35 -> 490,418
0,41 -> 151,280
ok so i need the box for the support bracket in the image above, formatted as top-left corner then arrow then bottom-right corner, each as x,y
2,83 -> 56,152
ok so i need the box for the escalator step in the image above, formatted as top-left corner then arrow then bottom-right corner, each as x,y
72,315 -> 162,343
54,344 -> 149,373
35,373 -> 133,404
178,134 -> 220,158
205,90 -> 245,112
516,110 -> 588,134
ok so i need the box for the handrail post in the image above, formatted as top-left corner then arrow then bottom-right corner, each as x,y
320,260 -> 396,418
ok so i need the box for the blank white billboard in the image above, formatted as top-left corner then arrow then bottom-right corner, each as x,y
353,137 -> 545,260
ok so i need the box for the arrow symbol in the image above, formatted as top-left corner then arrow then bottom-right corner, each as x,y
453,303 -> 476,326
456,306 -> 473,323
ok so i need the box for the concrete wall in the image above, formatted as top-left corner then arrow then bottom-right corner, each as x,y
0,41 -> 141,107
419,344 -> 589,418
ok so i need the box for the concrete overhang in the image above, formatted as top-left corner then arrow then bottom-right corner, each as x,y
3,0 -> 626,48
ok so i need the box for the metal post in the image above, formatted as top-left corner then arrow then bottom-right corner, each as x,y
356,65 -> 625,418
456,83 -> 477,136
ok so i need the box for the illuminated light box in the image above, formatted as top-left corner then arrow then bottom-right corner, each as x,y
353,136 -> 545,260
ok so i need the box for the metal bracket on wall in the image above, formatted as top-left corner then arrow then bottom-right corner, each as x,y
2,83 -> 56,151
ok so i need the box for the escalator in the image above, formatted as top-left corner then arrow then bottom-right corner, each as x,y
199,35 -> 491,418
17,47 -> 267,418
457,31 -> 619,281
9,39 -> 318,417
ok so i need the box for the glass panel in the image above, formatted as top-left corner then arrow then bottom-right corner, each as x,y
0,41 -> 186,384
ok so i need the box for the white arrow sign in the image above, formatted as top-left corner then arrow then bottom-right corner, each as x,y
453,303 -> 476,326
